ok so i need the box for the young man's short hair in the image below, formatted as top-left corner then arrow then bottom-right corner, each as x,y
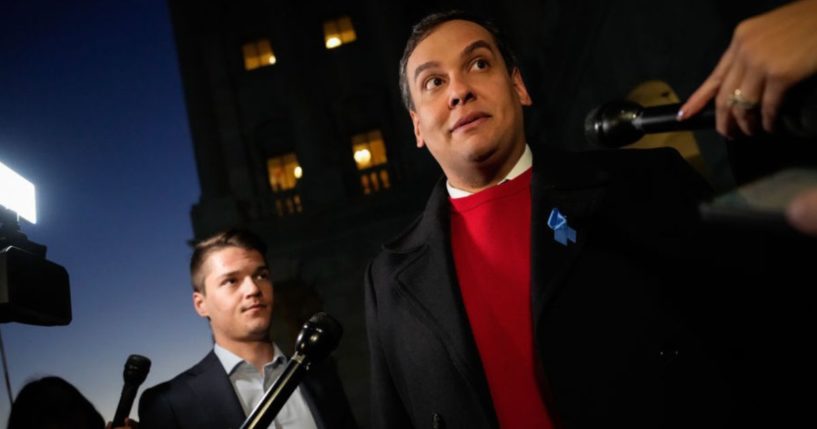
398,10 -> 519,111
189,229 -> 268,293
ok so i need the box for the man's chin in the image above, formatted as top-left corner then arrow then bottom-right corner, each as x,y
463,144 -> 500,165
245,319 -> 272,335
245,329 -> 272,342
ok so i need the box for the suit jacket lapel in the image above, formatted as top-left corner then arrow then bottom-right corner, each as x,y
390,180 -> 497,424
530,150 -> 609,325
299,359 -> 355,429
185,351 -> 246,429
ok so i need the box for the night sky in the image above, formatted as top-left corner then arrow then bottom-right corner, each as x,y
1,0 -> 212,423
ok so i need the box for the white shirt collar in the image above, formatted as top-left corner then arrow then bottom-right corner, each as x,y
446,144 -> 532,199
213,343 -> 318,429
213,343 -> 287,374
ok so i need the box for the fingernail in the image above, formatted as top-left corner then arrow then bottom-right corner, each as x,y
786,199 -> 806,228
764,122 -> 775,134
676,109 -> 685,121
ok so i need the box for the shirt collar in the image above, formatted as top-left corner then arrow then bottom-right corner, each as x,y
447,144 -> 532,199
213,343 -> 287,375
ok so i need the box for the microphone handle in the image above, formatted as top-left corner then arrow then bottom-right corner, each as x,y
636,100 -> 817,138
112,383 -> 138,427
240,354 -> 308,429
635,103 -> 715,133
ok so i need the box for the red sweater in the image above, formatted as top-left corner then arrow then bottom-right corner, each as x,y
450,169 -> 553,428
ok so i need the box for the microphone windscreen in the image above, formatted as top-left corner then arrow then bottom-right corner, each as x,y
123,354 -> 151,385
293,312 -> 342,363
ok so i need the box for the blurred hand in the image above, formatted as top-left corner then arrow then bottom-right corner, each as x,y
679,0 -> 817,138
106,417 -> 139,429
787,187 -> 817,236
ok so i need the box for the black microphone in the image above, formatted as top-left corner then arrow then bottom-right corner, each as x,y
111,354 -> 151,427
584,101 -> 713,147
585,79 -> 817,147
240,312 -> 342,429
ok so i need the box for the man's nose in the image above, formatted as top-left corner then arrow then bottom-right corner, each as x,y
448,75 -> 475,109
240,276 -> 262,295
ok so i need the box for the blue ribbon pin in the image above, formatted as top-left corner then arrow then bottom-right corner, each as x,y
547,208 -> 576,246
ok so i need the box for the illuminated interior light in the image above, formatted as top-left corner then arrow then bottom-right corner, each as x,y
0,160 -> 37,224
293,166 -> 303,179
354,148 -> 372,167
326,36 -> 341,49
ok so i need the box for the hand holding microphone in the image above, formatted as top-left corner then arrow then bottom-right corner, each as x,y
678,0 -> 817,138
585,82 -> 817,148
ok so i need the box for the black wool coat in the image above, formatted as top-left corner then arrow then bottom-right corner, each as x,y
365,147 -> 734,429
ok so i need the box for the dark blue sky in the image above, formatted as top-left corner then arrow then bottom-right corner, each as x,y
1,0 -> 212,422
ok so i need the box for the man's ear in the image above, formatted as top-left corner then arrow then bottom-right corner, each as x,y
409,110 -> 425,148
193,291 -> 209,319
511,68 -> 533,107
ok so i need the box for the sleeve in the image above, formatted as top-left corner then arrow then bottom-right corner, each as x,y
364,261 -> 412,429
138,385 -> 180,429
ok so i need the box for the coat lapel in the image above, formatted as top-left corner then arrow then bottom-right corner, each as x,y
299,358 -> 356,429
530,150 -> 609,326
185,351 -> 247,429
389,180 -> 497,425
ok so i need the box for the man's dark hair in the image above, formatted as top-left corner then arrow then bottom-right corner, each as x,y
189,228 -> 268,293
8,376 -> 105,429
398,10 -> 519,111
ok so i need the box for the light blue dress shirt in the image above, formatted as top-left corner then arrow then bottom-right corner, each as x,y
214,344 -> 318,429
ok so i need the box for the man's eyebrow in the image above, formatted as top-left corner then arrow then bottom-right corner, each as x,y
216,270 -> 239,280
461,40 -> 494,59
216,265 -> 268,279
412,40 -> 496,83
413,61 -> 440,83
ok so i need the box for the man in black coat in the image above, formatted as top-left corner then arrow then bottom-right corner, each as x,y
365,10 -> 733,429
139,229 -> 356,429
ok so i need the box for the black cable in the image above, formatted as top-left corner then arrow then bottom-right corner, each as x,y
0,327 -> 14,405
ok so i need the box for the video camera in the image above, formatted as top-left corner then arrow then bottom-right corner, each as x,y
0,161 -> 71,326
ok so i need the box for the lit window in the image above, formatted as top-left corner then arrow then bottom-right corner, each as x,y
242,38 -> 277,71
323,16 -> 356,49
267,153 -> 303,216
352,130 -> 390,195
352,130 -> 387,169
